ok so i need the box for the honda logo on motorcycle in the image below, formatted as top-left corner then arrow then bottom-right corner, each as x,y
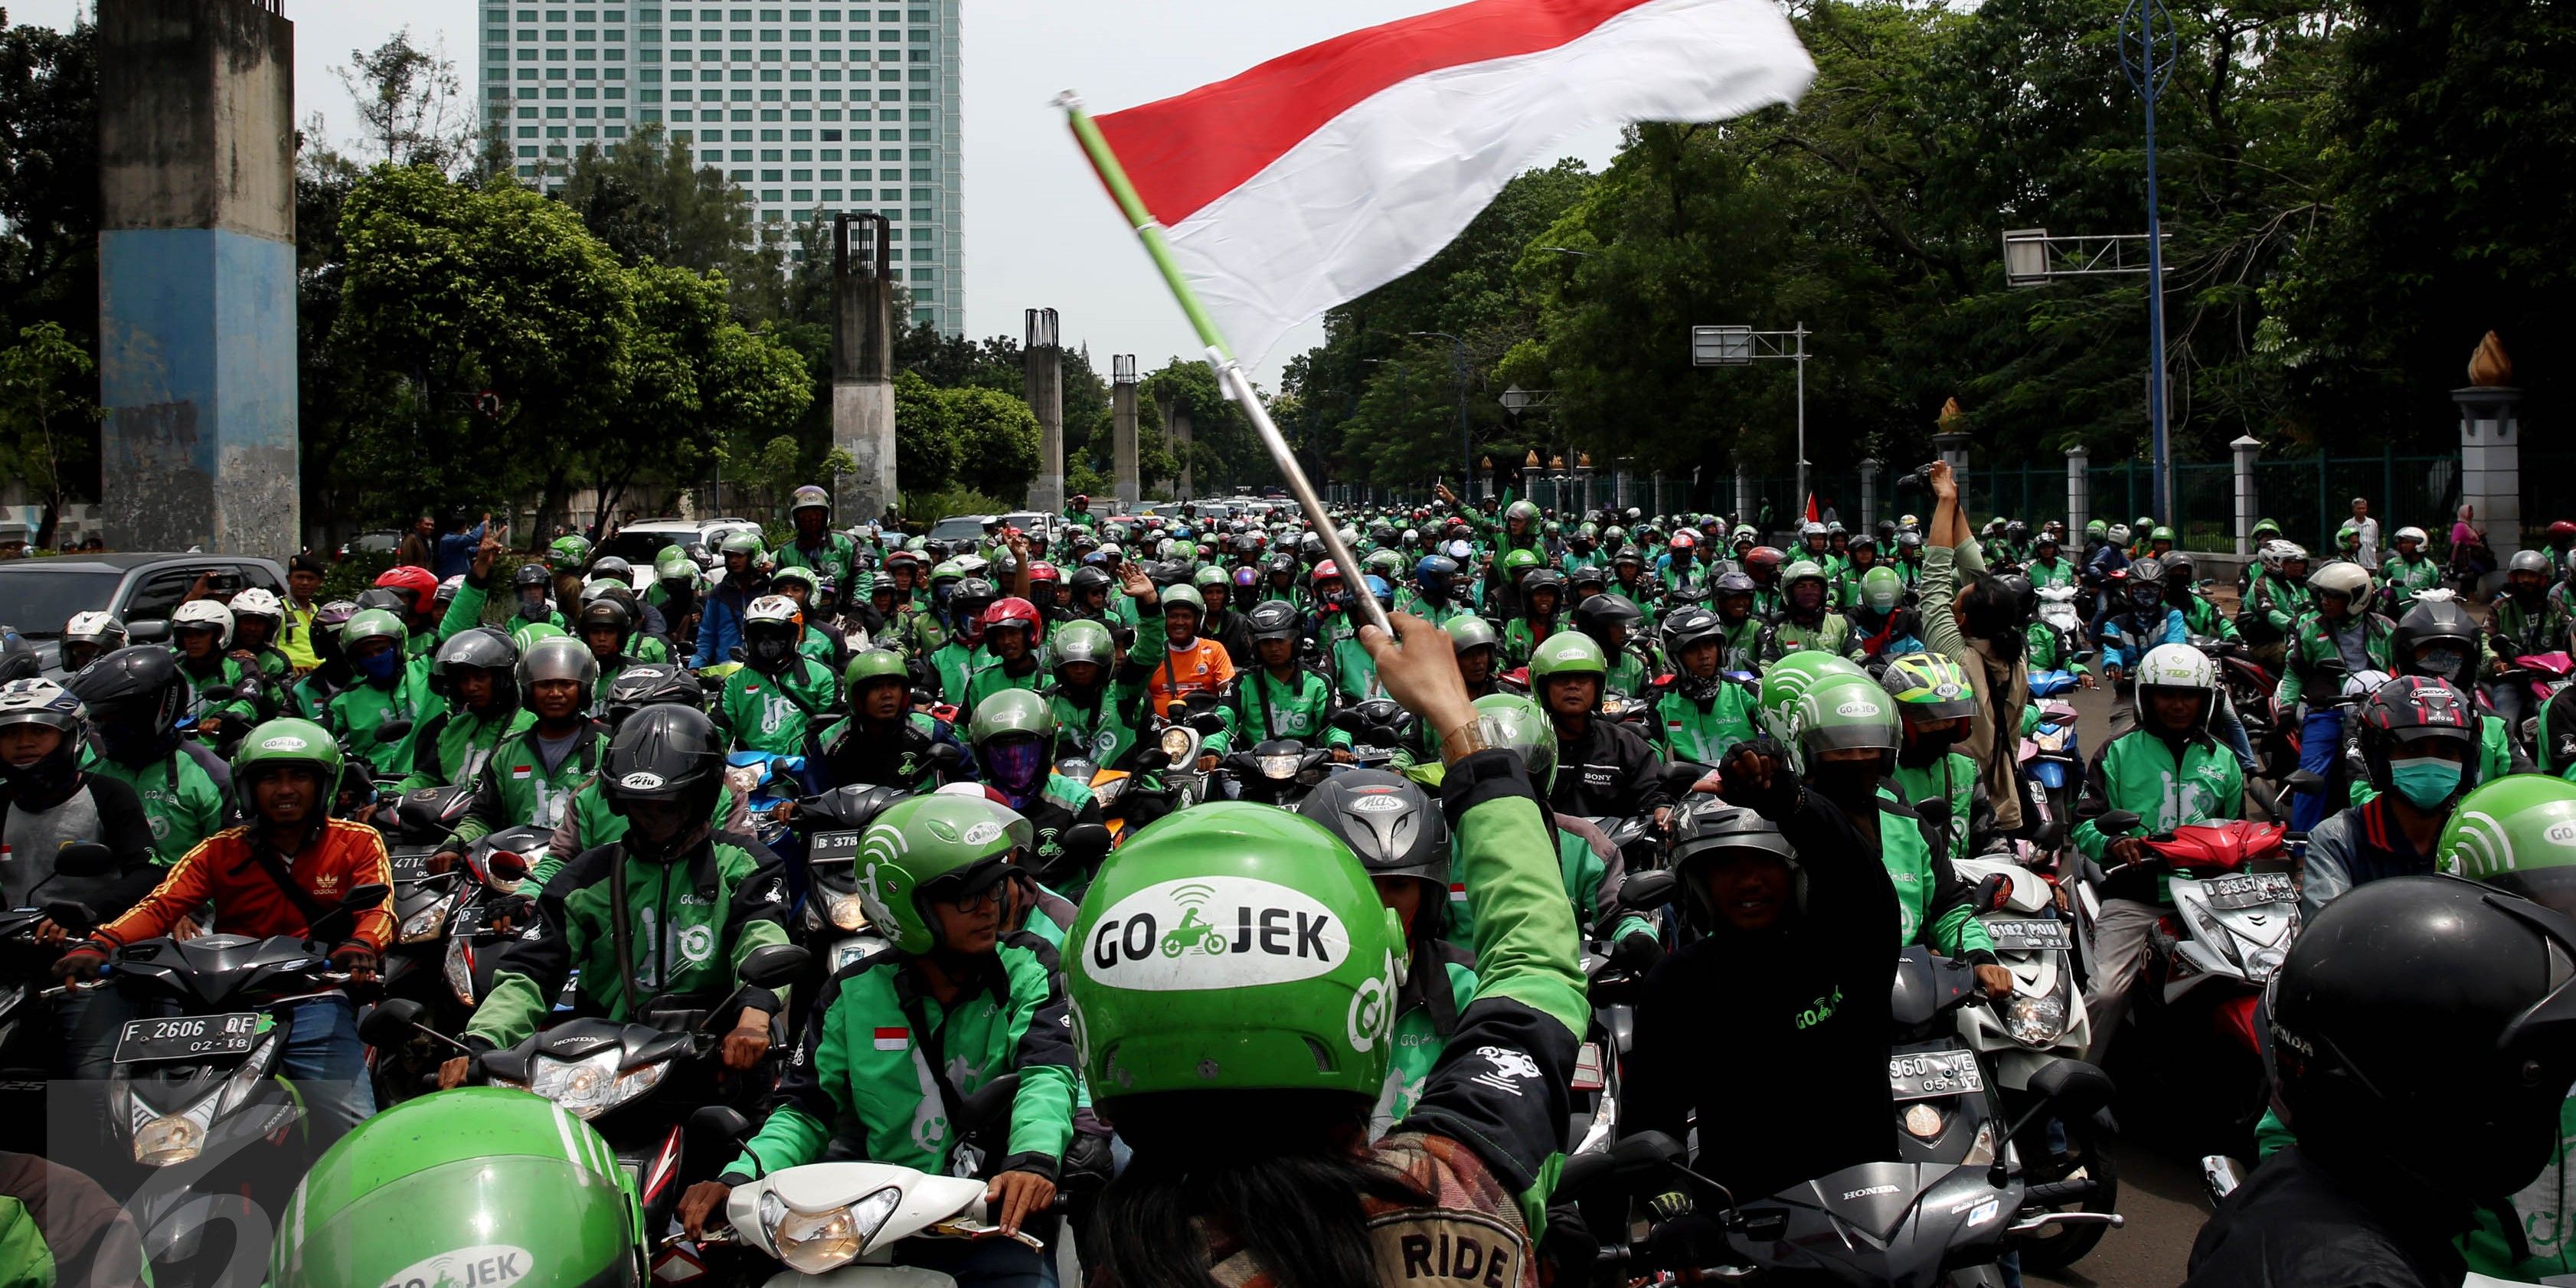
1084,876 -> 1347,992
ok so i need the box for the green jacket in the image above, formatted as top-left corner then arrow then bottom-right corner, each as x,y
724,935 -> 1077,1183
176,653 -> 263,736
2025,558 -> 2079,590
1048,675 -> 1155,770
2381,554 -> 2444,613
1380,951 -> 1479,1136
1889,750 -> 1980,861
1499,619 -> 1562,672
1316,608 -> 1379,701
396,704 -> 536,794
1757,613 -> 1858,665
1214,665 -> 1336,755
467,833 -> 789,1052
2176,593 -> 2239,642
549,778 -> 744,889
773,533 -> 861,593
961,655 -> 1046,719
2254,1096 -> 2576,1281
2071,727 -> 2245,902
325,659 -> 440,778
1652,680 -> 1756,767
2494,591 -> 2575,663
717,656 -> 842,755
927,639 -> 979,706
1872,791 -> 1995,959
2242,572 -> 2311,642
2276,609 -> 2395,709
1446,820 -> 1655,948
443,722 -> 613,860
1603,642 -> 1657,699
80,738 -> 230,866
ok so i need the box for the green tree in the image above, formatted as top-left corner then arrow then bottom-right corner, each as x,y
0,10 -> 97,417
0,320 -> 98,548
335,30 -> 469,173
892,369 -> 963,492
945,385 -> 1041,499
556,124 -> 781,319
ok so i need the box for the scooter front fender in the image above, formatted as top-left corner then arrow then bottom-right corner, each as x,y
757,1267 -> 960,1287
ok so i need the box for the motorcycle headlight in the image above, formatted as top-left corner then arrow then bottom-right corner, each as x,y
1962,1118 -> 1999,1167
133,1113 -> 206,1166
530,1049 -> 668,1120
1159,727 -> 1195,761
1257,753 -> 1299,780
825,890 -> 871,933
216,1033 -> 280,1116
2002,992 -> 2068,1047
1902,1103 -> 1946,1139
444,937 -> 479,1006
760,1185 -> 903,1274
400,890 -> 459,943
2191,904 -> 2244,969
1093,776 -> 1127,807
2244,944 -> 2288,982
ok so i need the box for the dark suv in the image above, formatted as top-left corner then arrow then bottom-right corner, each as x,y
0,553 -> 289,675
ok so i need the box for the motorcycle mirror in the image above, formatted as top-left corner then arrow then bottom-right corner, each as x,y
1618,870 -> 1679,911
200,685 -> 237,703
359,998 -> 429,1049
41,899 -> 96,937
127,619 -> 170,643
1607,1129 -> 1686,1180
1059,823 -> 1112,865
486,848 -> 531,882
2282,769 -> 2326,795
2093,809 -> 2143,835
737,943 -> 811,989
50,842 -> 115,878
1133,746 -> 1172,773
1329,708 -> 1364,733
2032,819 -> 2069,853
1183,691 -> 1221,714
954,1071 -> 1023,1138
2030,1058 -> 2117,1117
1974,872 -> 2011,912
375,718 -> 415,743
1188,711 -> 1227,736
689,1104 -> 753,1149
927,743 -> 964,770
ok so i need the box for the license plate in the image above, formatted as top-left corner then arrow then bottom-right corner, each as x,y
807,830 -> 865,863
1888,1047 -> 1985,1100
388,848 -> 436,881
116,1012 -> 263,1064
449,901 -> 495,937
2204,871 -> 2296,910
1986,917 -> 2071,953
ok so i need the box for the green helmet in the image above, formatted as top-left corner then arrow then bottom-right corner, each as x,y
1757,652 -> 1874,745
342,607 -> 407,652
1784,671 -> 1901,774
1505,499 -> 1541,527
1052,619 -> 1116,670
1781,559 -> 1829,588
2152,525 -> 2177,544
1499,548 -> 1542,578
653,546 -> 695,580
843,648 -> 908,691
1193,564 -> 1230,590
269,1089 -> 639,1288
1472,692 -> 1557,790
1170,541 -> 1201,564
1528,631 -> 1607,683
969,687 -> 1058,747
231,717 -> 345,811
1878,652 -> 1978,725
2251,518 -> 2283,540
718,530 -> 763,557
1063,803 -> 1406,1104
2084,518 -> 2108,538
2439,776 -> 2576,898
510,619 -> 570,649
548,534 -> 593,567
1160,583 -> 1205,617
1445,616 -> 1501,656
1857,565 -> 1907,613
858,794 -> 1028,954
928,558 -> 968,587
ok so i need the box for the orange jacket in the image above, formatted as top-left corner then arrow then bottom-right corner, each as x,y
1146,636 -> 1237,715
94,819 -> 396,954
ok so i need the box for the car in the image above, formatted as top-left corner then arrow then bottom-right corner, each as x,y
335,529 -> 405,560
927,515 -> 992,544
593,518 -> 764,589
995,512 -> 1060,542
0,553 -> 289,675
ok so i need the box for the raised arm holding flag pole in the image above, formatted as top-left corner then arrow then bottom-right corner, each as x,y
1058,0 -> 1815,640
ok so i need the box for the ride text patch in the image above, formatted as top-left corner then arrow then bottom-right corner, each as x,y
1083,875 -> 1348,992
1370,1211 -> 1527,1287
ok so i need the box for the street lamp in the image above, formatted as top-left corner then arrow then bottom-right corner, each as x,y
1411,331 -> 1472,491
1692,323 -> 1812,514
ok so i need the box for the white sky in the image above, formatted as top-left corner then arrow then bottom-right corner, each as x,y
14,0 -> 1620,383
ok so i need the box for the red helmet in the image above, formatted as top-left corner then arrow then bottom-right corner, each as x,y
1026,561 -> 1061,586
374,564 -> 440,614
1742,546 -> 1786,573
1073,494 -> 1090,505
2550,520 -> 2576,541
1313,560 -> 1342,584
982,596 -> 1044,643
1669,532 -> 1696,551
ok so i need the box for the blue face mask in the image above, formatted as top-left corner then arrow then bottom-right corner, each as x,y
2390,757 -> 2463,809
354,648 -> 401,686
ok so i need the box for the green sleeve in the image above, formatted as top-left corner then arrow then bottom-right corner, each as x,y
466,878 -> 580,1051
440,580 -> 491,643
2252,1105 -> 2293,1159
1929,902 -> 1993,957
1003,961 -> 1079,1166
1919,544 -> 1968,659
731,1019 -> 849,1177
1448,757 -> 1587,1035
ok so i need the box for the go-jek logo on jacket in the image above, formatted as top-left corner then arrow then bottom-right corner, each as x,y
1084,876 -> 1346,992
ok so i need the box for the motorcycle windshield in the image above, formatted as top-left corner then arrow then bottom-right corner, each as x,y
273,1152 -> 638,1288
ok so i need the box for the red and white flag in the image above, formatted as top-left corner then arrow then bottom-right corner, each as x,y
1085,0 -> 1813,366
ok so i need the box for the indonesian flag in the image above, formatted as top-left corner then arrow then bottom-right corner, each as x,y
874,1026 -> 910,1051
1084,0 -> 1813,367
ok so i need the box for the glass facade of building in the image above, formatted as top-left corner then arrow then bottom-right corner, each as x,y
479,0 -> 964,334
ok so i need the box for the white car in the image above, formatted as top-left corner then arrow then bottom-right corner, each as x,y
593,518 -> 764,590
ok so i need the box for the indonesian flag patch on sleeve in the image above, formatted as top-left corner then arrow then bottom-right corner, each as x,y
512,765 -> 533,780
874,1026 -> 909,1051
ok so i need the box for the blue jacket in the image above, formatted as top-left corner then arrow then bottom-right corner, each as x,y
433,522 -> 488,580
2084,542 -> 2130,581
691,580 -> 756,669
2095,606 -> 2186,671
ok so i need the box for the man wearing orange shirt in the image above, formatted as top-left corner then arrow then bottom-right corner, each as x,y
56,718 -> 393,1143
1121,563 -> 1237,723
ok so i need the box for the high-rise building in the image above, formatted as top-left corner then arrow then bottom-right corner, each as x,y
479,0 -> 964,335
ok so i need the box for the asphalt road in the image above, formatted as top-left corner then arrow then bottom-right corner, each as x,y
2031,664 -> 2219,1288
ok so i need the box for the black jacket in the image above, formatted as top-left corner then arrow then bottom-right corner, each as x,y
1623,784 -> 1902,1198
1200,606 -> 1256,672
1548,715 -> 1669,821
2184,1145 -> 2468,1288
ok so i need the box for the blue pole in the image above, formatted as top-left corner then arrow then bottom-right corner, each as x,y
2124,0 -> 2175,525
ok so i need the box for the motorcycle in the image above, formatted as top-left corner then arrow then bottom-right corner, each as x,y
372,824 -> 550,1103
1212,738 -> 1333,808
2016,684 -> 2082,845
2498,651 -> 2575,760
1952,844 -> 2113,1271
726,750 -> 808,850
0,843 -> 116,1150
363,943 -> 811,1282
788,785 -> 911,975
1566,951 -> 2121,1288
2083,812 -> 2300,1154
1330,698 -> 1417,770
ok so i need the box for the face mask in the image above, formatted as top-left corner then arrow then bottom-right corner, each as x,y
0,739 -> 81,812
747,635 -> 794,672
984,739 -> 1048,803
2414,642 -> 2469,682
355,649 -> 401,686
1807,759 -> 1881,814
2389,757 -> 2463,809
1898,727 -> 1963,770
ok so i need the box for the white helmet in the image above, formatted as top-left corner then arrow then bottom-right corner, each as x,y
2393,525 -> 2429,548
2309,560 -> 2373,605
169,599 -> 234,649
436,574 -> 465,604
745,594 -> 803,629
2106,524 -> 2132,547
2260,540 -> 2310,574
228,587 -> 283,621
2135,642 -> 2216,736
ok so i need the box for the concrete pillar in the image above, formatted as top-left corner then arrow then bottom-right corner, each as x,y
1159,395 -> 1194,500
2230,436 -> 2263,557
1934,431 -> 1971,518
1734,465 -> 1754,530
2065,445 -> 2090,546
98,0 -> 298,555
1024,309 -> 1063,514
1858,458 -> 1881,532
1110,355 -> 1139,505
2458,384 -> 2522,567
830,213 -> 896,525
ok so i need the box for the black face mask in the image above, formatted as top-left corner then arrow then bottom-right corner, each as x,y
1,737 -> 82,812
1807,760 -> 1881,815
1897,727 -> 1963,770
747,634 -> 796,673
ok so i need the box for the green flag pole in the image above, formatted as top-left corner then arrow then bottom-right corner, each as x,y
1058,91 -> 1392,641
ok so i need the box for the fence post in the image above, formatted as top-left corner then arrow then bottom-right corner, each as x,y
2316,453 -> 2329,553
2458,381 -> 2522,567
2231,435 -> 2262,557
2066,446 -> 2089,541
1858,459 -> 1880,532
1735,464 -> 1753,529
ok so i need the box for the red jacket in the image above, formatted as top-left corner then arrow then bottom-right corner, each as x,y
94,819 -> 396,953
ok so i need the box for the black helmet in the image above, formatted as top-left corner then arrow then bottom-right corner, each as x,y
1069,566 -> 1113,596
577,597 -> 635,642
2393,596 -> 2482,688
355,587 -> 410,617
430,627 -> 521,708
603,704 -> 724,824
1995,572 -> 2038,621
2161,551 -> 2196,584
2269,875 -> 2576,1199
1298,770 -> 1448,929
67,646 -> 186,737
512,562 -> 552,590
1522,568 -> 1566,604
1574,593 -> 1644,642
1663,606 -> 1726,655
603,662 -> 704,725
2128,555 -> 2167,587
1668,797 -> 1800,926
0,629 -> 36,685
1247,600 -> 1303,643
2355,675 -> 2480,797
